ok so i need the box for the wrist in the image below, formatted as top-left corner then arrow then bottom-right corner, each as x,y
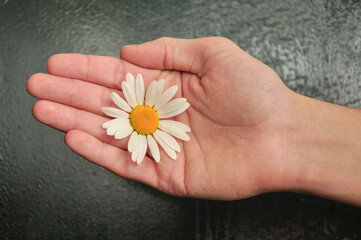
287,93 -> 361,205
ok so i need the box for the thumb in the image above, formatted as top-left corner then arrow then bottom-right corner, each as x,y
120,37 -> 235,73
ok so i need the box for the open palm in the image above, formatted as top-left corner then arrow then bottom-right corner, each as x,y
28,37 -> 296,200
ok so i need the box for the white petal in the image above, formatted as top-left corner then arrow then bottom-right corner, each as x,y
101,107 -> 129,118
110,92 -> 132,112
131,135 -> 142,162
153,131 -> 177,160
155,129 -> 180,152
159,120 -> 191,132
135,73 -> 145,105
102,118 -> 127,129
106,123 -> 123,135
114,122 -> 133,139
157,98 -> 187,115
158,102 -> 190,119
131,145 -> 139,162
126,73 -> 136,102
105,119 -> 130,135
151,80 -> 165,106
145,81 -> 157,107
126,73 -> 135,89
128,131 -> 138,152
158,121 -> 190,141
147,135 -> 160,162
136,135 -> 147,164
154,85 -> 178,110
122,81 -> 137,108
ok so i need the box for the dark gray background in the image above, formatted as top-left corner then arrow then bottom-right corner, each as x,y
1,0 -> 361,239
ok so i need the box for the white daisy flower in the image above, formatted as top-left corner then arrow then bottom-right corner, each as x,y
101,73 -> 191,164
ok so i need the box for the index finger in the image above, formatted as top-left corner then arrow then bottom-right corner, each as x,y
46,53 -> 161,89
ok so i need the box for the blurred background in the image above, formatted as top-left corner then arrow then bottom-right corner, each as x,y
1,0 -> 361,239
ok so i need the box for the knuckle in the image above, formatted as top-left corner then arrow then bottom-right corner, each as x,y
157,36 -> 173,42
205,36 -> 235,48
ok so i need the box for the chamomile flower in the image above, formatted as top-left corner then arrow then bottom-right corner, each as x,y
101,73 -> 191,164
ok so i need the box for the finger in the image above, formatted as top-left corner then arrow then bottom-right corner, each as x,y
27,71 -> 187,118
32,100 -> 128,149
65,129 -> 159,189
28,73 -> 122,116
46,53 -> 160,89
120,37 -> 237,73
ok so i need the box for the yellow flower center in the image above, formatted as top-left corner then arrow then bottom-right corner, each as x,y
129,105 -> 159,135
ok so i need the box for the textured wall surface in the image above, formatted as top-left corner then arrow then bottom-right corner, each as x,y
1,0 -> 361,239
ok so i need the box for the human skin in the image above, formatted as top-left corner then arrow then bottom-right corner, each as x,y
27,37 -> 361,206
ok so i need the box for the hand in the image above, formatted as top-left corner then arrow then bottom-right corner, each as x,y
25,37 -> 338,201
